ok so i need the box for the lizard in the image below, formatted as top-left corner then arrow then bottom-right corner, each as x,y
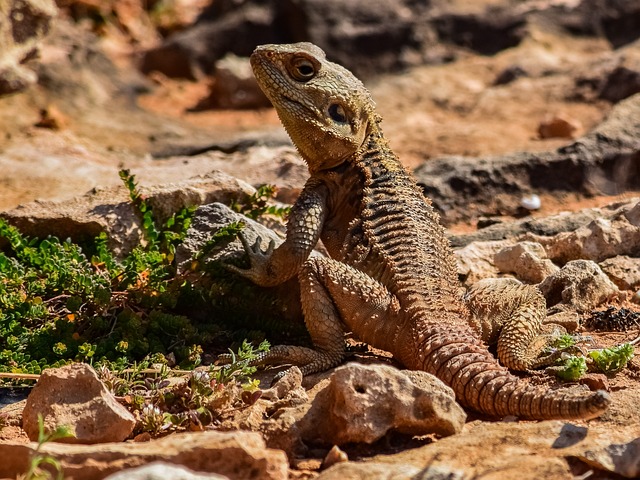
225,42 -> 610,420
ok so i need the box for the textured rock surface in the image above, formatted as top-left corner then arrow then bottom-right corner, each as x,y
22,363 -> 135,444
494,241 -> 559,284
539,260 -> 620,313
530,201 -> 640,264
0,0 -> 57,95
0,171 -> 253,255
416,95 -> 640,225
0,430 -> 288,480
298,363 -> 466,445
103,462 -> 229,480
455,239 -> 512,284
357,421 -> 640,480
599,255 -> 640,290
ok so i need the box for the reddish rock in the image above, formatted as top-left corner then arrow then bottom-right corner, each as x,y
22,363 -> 135,444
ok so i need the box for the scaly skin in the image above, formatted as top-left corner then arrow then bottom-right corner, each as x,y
227,42 -> 610,420
465,277 -> 571,371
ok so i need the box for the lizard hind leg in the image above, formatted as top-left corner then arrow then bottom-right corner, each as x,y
465,277 -> 553,371
240,256 -> 403,378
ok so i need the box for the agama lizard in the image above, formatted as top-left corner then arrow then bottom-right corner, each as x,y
226,42 -> 610,420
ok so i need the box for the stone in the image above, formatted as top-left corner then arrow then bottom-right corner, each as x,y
175,202 -> 304,324
298,363 -> 466,445
0,171 -> 254,256
316,461 -> 425,480
538,260 -> 620,313
449,199 -> 640,249
576,439 -> 640,479
534,204 -> 640,264
415,95 -> 640,225
599,255 -> 640,290
537,114 -> 581,139
103,462 -> 229,480
0,430 -> 288,480
199,53 -> 271,110
0,0 -> 57,95
354,421 -> 640,480
22,363 -> 135,444
455,240 -> 512,285
494,241 -> 559,284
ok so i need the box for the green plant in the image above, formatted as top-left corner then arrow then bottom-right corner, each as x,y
213,339 -> 270,386
0,170 -> 202,376
554,355 -> 587,381
230,184 -> 290,220
589,343 -> 634,374
22,414 -> 73,480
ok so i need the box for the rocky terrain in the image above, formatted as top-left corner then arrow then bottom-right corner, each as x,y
1,0 -> 640,479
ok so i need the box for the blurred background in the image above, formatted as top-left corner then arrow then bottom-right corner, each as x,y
1,0 -> 639,224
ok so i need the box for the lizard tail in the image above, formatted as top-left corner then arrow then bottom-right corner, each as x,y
417,328 -> 610,420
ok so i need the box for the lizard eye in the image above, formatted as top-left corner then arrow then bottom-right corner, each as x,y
328,104 -> 348,124
290,57 -> 316,81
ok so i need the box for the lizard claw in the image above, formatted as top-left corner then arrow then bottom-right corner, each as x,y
224,232 -> 275,285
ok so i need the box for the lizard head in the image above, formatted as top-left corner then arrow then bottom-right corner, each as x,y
250,42 -> 378,173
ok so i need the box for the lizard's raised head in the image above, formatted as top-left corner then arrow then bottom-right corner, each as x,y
250,42 -> 378,172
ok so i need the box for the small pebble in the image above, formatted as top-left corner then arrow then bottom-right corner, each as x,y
632,290 -> 640,304
321,445 -> 349,470
521,194 -> 541,210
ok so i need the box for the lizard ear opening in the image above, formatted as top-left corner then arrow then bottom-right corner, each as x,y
328,104 -> 348,124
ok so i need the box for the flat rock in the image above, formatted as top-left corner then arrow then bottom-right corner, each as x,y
455,239 -> 512,285
22,363 -> 135,444
530,200 -> 640,264
416,94 -> 640,225
103,462 -> 229,480
362,421 -> 640,480
298,363 -> 466,445
0,171 -> 253,255
0,430 -> 288,480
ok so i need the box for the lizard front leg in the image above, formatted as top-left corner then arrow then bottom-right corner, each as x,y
226,180 -> 328,287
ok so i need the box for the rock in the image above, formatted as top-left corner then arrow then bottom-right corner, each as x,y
316,461 -> 424,479
580,374 -> 610,392
320,445 -> 348,470
140,0 -> 640,81
538,260 -> 620,313
544,310 -> 580,332
433,11 -> 526,55
450,198 -> 640,248
455,240 -> 512,285
344,421 -> 639,480
0,171 -> 254,256
599,255 -> 640,290
103,462 -> 229,480
599,64 -> 640,103
298,363 -> 466,445
537,114 -> 581,139
22,363 -> 135,444
494,241 -> 559,284
531,202 -> 640,264
415,94 -> 640,225
198,54 -> 271,110
175,202 -> 304,324
576,439 -> 640,479
0,430 -> 288,480
0,0 -> 57,95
